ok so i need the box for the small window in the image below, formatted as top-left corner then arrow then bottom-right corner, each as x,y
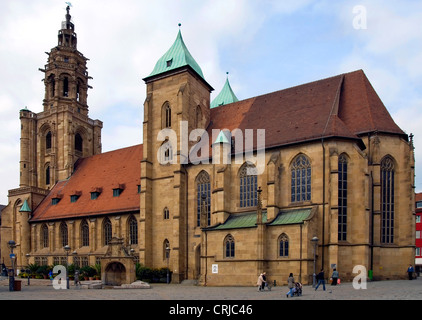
113,188 -> 123,197
417,201 -> 422,209
70,195 -> 79,203
417,216 -> 421,223
52,198 -> 61,205
91,192 -> 100,200
164,208 -> 170,220
166,59 -> 173,67
137,185 -> 141,194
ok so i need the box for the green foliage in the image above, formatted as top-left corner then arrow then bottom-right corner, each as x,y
80,265 -> 96,277
135,263 -> 171,283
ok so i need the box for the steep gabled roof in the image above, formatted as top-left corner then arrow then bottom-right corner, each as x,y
30,144 -> 143,222
202,70 -> 405,158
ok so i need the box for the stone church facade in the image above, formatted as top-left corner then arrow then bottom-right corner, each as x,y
0,8 -> 416,286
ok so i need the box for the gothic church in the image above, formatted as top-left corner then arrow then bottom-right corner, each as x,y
0,8 -> 415,286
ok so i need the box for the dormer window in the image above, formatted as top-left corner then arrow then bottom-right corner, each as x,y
91,192 -> 100,200
70,191 -> 81,203
166,59 -> 173,67
52,198 -> 61,205
113,188 -> 123,197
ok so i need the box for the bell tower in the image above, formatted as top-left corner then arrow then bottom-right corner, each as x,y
20,6 -> 103,190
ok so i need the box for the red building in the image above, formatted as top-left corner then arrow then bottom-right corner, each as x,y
415,193 -> 422,274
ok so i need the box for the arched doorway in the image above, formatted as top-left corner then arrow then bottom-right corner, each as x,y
104,262 -> 126,286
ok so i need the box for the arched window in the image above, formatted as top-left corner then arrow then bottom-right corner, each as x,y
162,103 -> 172,128
48,75 -> 55,97
75,133 -> 83,153
279,234 -> 289,257
381,156 -> 395,244
163,239 -> 170,260
46,131 -> 52,150
103,218 -> 112,245
81,219 -> 89,247
41,224 -> 49,248
291,154 -> 311,202
338,154 -> 348,241
163,208 -> 170,220
160,140 -> 173,164
45,165 -> 51,186
239,162 -> 258,208
128,215 -> 138,245
63,77 -> 69,97
196,171 -> 211,227
224,234 -> 235,258
60,222 -> 68,248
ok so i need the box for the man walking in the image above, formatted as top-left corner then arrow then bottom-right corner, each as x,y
315,269 -> 326,291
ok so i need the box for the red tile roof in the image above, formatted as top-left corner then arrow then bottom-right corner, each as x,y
206,70 -> 405,154
31,144 -> 142,222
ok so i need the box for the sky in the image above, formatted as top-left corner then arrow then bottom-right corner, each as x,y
1,0 -> 422,205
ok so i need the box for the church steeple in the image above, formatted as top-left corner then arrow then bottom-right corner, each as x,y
211,73 -> 239,108
58,5 -> 77,49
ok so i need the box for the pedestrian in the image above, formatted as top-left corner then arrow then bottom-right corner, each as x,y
331,268 -> 339,286
286,273 -> 295,297
261,272 -> 270,291
407,264 -> 415,280
315,268 -> 326,291
257,272 -> 264,292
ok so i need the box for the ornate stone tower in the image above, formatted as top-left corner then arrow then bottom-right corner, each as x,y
20,6 -> 103,189
139,27 -> 213,282
1,6 -> 102,270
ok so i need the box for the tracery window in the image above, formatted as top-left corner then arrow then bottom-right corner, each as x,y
338,154 -> 348,241
224,234 -> 235,258
196,171 -> 211,227
60,222 -> 68,248
279,234 -> 289,257
291,154 -> 311,202
128,215 -> 138,245
239,162 -> 258,208
81,219 -> 89,247
381,156 -> 395,244
103,218 -> 112,245
41,224 -> 49,248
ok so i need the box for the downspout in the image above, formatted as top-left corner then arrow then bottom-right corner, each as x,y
183,163 -> 189,280
299,223 -> 303,283
322,138 -> 326,268
368,133 -> 374,274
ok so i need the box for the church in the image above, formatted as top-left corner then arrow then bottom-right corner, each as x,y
0,7 -> 415,286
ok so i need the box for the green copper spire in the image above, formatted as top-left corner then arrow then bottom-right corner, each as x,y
211,73 -> 239,109
19,199 -> 31,213
147,26 -> 205,80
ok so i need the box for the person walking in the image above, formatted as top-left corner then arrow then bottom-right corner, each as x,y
331,268 -> 339,286
261,272 -> 270,291
257,272 -> 264,292
315,269 -> 326,291
407,264 -> 415,280
286,273 -> 295,297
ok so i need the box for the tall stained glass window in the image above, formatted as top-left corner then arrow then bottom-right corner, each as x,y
291,155 -> 311,202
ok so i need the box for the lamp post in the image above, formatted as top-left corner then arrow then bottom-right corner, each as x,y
165,246 -> 171,284
25,253 -> 30,286
311,236 -> 319,288
64,245 -> 71,289
7,240 -> 16,292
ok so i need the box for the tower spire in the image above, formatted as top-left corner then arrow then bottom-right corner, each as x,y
58,5 -> 77,48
